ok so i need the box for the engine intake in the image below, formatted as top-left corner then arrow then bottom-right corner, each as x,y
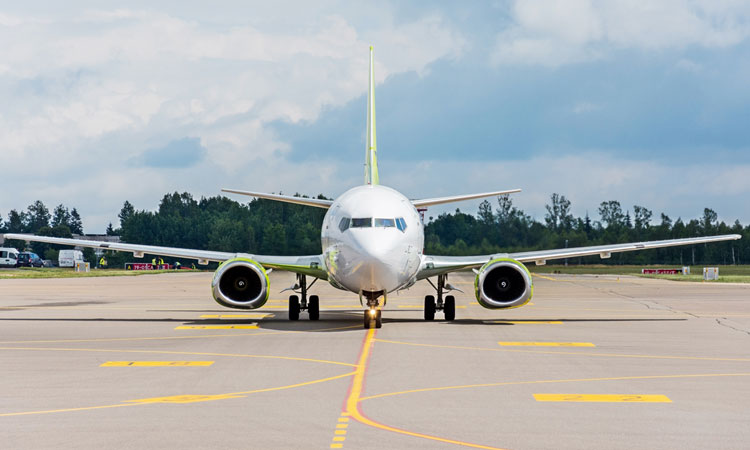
475,258 -> 533,309
211,258 -> 269,309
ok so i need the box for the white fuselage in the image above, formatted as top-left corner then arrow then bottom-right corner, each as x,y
321,185 -> 423,296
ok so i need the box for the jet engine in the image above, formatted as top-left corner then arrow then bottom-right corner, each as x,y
475,258 -> 533,309
211,258 -> 269,309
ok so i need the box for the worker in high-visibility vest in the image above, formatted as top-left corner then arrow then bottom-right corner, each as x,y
151,257 -> 157,269
99,256 -> 107,269
158,257 -> 164,267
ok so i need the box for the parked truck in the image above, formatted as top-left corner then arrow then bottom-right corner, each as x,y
58,249 -> 84,268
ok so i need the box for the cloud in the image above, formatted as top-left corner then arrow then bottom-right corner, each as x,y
0,2 -> 747,235
380,153 -> 750,225
131,137 -> 206,168
492,0 -> 750,67
0,4 -> 466,231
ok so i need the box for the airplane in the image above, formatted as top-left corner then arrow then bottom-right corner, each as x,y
4,47 -> 741,329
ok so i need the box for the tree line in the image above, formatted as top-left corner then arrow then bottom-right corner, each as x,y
426,195 -> 747,265
2,192 -> 748,266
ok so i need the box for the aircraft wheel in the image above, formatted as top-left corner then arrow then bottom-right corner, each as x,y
289,295 -> 300,321
424,295 -> 435,321
444,295 -> 456,321
363,311 -> 372,329
308,295 -> 320,320
375,309 -> 382,328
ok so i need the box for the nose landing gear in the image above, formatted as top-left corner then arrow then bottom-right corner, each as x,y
364,308 -> 382,329
361,291 -> 384,329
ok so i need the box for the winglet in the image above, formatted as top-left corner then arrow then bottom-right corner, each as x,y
365,46 -> 379,185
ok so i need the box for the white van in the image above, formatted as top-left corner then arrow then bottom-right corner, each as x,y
0,248 -> 19,267
59,249 -> 84,268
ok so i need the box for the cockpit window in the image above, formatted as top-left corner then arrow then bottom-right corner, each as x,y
351,218 -> 372,228
338,217 -> 350,232
343,217 -> 405,231
374,218 -> 395,227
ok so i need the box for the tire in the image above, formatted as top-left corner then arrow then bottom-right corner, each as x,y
375,309 -> 382,328
363,311 -> 371,329
424,295 -> 435,321
288,295 -> 300,321
308,295 -> 320,321
444,295 -> 456,321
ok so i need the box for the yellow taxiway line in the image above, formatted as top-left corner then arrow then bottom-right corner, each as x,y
343,328 -> 510,450
499,342 -> 595,347
533,394 -> 671,402
100,361 -> 214,367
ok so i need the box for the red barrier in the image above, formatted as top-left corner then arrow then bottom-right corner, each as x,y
125,263 -> 172,270
641,268 -> 682,275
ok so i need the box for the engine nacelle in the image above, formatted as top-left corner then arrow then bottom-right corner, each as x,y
211,258 -> 269,309
475,258 -> 533,309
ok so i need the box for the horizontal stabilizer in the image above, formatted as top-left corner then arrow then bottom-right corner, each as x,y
222,189 -> 333,209
411,189 -> 522,208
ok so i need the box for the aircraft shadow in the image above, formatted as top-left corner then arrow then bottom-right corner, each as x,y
2,301 -> 111,310
0,313 -> 687,333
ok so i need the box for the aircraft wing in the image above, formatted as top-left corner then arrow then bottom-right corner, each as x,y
221,188 -> 333,209
417,234 -> 741,280
411,189 -> 521,208
2,233 -> 328,279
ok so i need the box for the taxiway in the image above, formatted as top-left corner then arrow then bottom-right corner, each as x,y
1,271 -> 749,449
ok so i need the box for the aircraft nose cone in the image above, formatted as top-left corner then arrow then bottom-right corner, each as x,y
356,258 -> 400,292
347,231 -> 406,292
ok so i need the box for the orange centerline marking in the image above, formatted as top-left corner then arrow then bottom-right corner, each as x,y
343,329 -> 509,450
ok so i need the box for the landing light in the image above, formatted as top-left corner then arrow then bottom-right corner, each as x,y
369,309 -> 377,316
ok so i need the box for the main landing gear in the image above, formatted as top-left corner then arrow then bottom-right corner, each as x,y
424,274 -> 456,322
287,274 -> 320,321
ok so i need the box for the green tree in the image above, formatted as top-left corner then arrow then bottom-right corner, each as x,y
7,210 -> 26,232
478,200 -> 494,225
25,200 -> 51,233
51,204 -> 71,228
496,195 -> 514,222
701,208 -> 718,233
119,201 -> 135,227
69,208 -> 83,234
545,193 -> 573,231
208,218 -> 253,252
598,200 -> 624,228
633,205 -> 652,231
261,223 -> 287,254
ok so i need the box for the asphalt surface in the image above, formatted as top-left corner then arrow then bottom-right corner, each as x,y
1,270 -> 749,449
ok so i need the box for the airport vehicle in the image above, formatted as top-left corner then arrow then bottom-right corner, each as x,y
17,252 -> 44,268
3,48 -> 741,328
58,249 -> 84,268
0,248 -> 19,267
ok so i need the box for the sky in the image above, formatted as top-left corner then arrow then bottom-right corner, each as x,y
1,1 -> 749,233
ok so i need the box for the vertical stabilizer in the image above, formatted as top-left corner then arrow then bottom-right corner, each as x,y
365,46 -> 379,185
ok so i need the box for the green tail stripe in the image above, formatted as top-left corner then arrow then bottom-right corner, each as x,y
365,46 -> 379,185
